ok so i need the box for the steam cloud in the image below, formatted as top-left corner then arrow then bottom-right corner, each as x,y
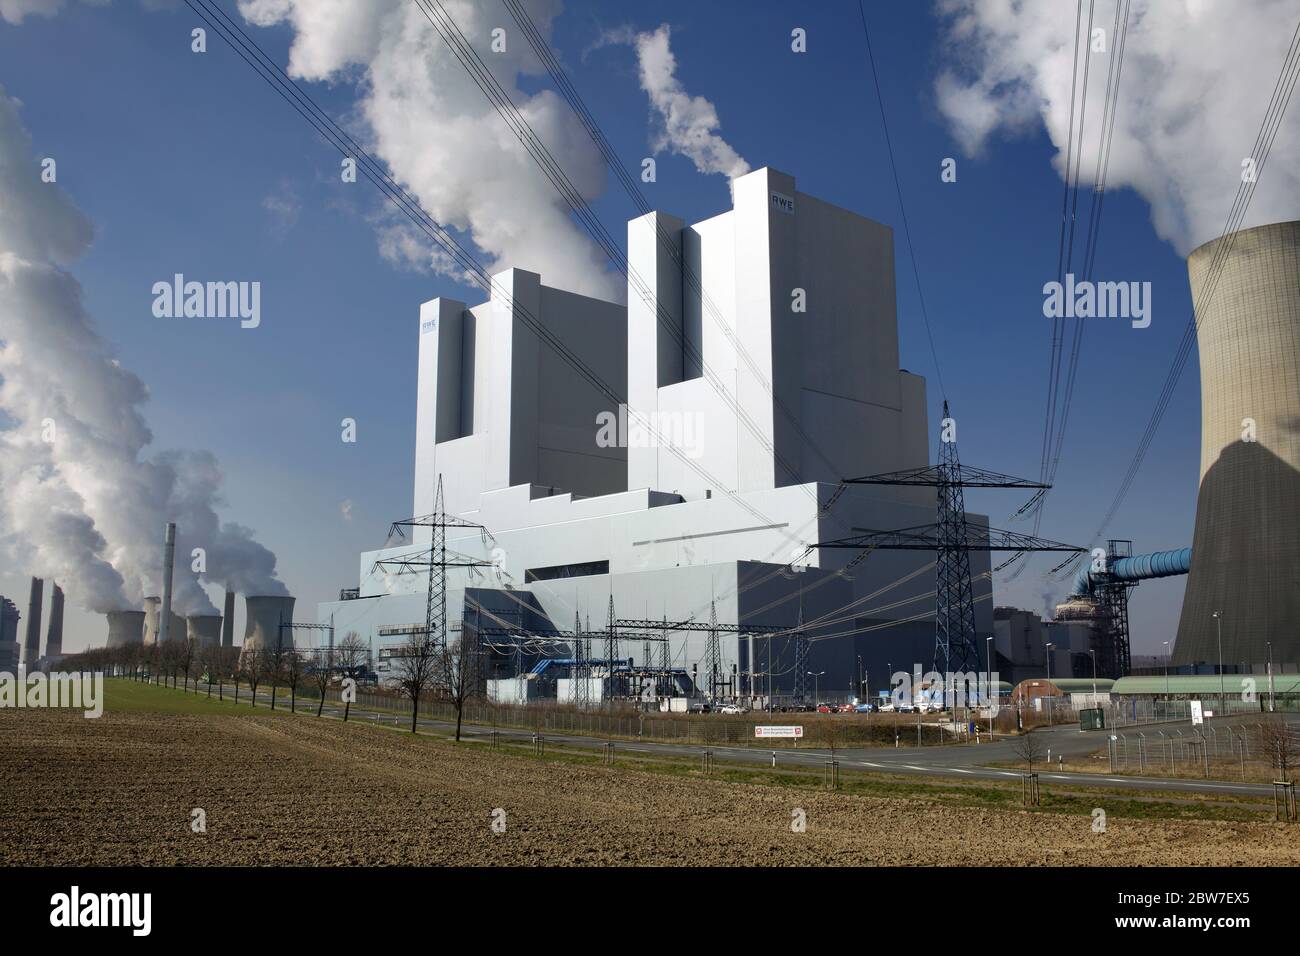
238,0 -> 624,302
596,23 -> 751,183
933,0 -> 1300,255
0,88 -> 286,613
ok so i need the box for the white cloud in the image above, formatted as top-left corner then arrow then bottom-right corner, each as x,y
238,0 -> 625,302
598,23 -> 750,183
0,88 -> 286,612
933,0 -> 1300,254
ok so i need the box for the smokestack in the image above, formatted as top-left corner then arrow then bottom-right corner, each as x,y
23,577 -> 43,669
143,596 -> 160,645
106,610 -> 146,648
242,595 -> 295,652
44,584 -> 64,658
158,522 -> 177,644
186,614 -> 223,648
222,588 -> 235,648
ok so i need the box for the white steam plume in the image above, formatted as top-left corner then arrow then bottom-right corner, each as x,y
0,88 -> 285,613
592,23 -> 751,184
933,0 -> 1300,255
238,0 -> 624,302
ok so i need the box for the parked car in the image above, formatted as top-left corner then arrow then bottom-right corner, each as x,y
720,704 -> 747,715
816,703 -> 833,714
878,702 -> 896,713
837,703 -> 855,713
854,703 -> 876,713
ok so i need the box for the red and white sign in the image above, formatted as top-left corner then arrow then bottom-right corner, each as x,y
754,725 -> 804,739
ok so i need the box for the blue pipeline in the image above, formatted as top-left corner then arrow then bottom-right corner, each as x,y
1072,547 -> 1192,596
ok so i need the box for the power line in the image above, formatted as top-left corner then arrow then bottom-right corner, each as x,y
857,0 -> 947,400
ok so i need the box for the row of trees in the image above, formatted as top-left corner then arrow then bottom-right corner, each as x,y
61,628 -> 478,737
60,632 -> 372,718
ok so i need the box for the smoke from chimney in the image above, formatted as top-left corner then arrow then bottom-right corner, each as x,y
0,90 -> 288,615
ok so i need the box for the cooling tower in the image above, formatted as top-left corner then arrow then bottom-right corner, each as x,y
44,584 -> 64,658
186,614 -> 223,648
242,595 -> 295,652
106,610 -> 146,649
143,596 -> 160,645
1174,220 -> 1300,667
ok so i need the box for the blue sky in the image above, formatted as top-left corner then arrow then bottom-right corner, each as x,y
0,0 -> 1231,652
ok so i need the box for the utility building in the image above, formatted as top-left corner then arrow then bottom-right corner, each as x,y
320,168 -> 993,703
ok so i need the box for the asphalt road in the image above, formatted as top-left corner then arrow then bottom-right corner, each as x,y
191,682 -> 1279,800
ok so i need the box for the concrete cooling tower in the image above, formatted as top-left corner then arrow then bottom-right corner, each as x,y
186,614 -> 223,648
242,595 -> 295,652
1174,220 -> 1300,667
106,610 -> 146,649
143,596 -> 186,645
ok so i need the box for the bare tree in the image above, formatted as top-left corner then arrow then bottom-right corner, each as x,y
179,637 -> 198,692
334,632 -> 368,723
818,715 -> 844,756
393,632 -> 440,734
264,637 -> 291,711
1012,730 -> 1046,772
311,647 -> 335,717
1260,719 -> 1299,781
442,632 -> 480,742
242,648 -> 263,707
282,648 -> 305,713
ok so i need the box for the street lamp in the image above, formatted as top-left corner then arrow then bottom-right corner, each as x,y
1045,642 -> 1054,725
1267,641 -> 1276,713
1089,648 -> 1097,699
808,670 -> 824,707
1212,610 -> 1224,714
985,636 -> 995,739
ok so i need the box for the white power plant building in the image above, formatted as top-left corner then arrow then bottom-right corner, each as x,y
318,167 -> 993,703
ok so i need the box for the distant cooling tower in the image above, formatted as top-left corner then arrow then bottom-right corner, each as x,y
45,584 -> 64,658
106,610 -> 146,649
242,595 -> 295,652
1174,220 -> 1300,667
186,614 -> 223,648
143,596 -> 160,645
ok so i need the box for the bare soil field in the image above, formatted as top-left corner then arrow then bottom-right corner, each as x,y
2,707 -> 1298,866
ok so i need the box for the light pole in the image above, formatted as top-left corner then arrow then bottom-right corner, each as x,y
985,636 -> 995,739
1045,642 -> 1054,725
1267,641 -> 1276,713
808,670 -> 824,708
1089,648 -> 1097,699
856,655 -> 862,703
1212,610 -> 1223,715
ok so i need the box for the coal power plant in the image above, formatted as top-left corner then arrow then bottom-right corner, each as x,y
9,194 -> 1295,696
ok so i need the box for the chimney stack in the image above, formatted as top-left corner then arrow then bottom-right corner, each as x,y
222,588 -> 235,647
23,577 -> 43,669
44,584 -> 64,658
159,522 -> 177,644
